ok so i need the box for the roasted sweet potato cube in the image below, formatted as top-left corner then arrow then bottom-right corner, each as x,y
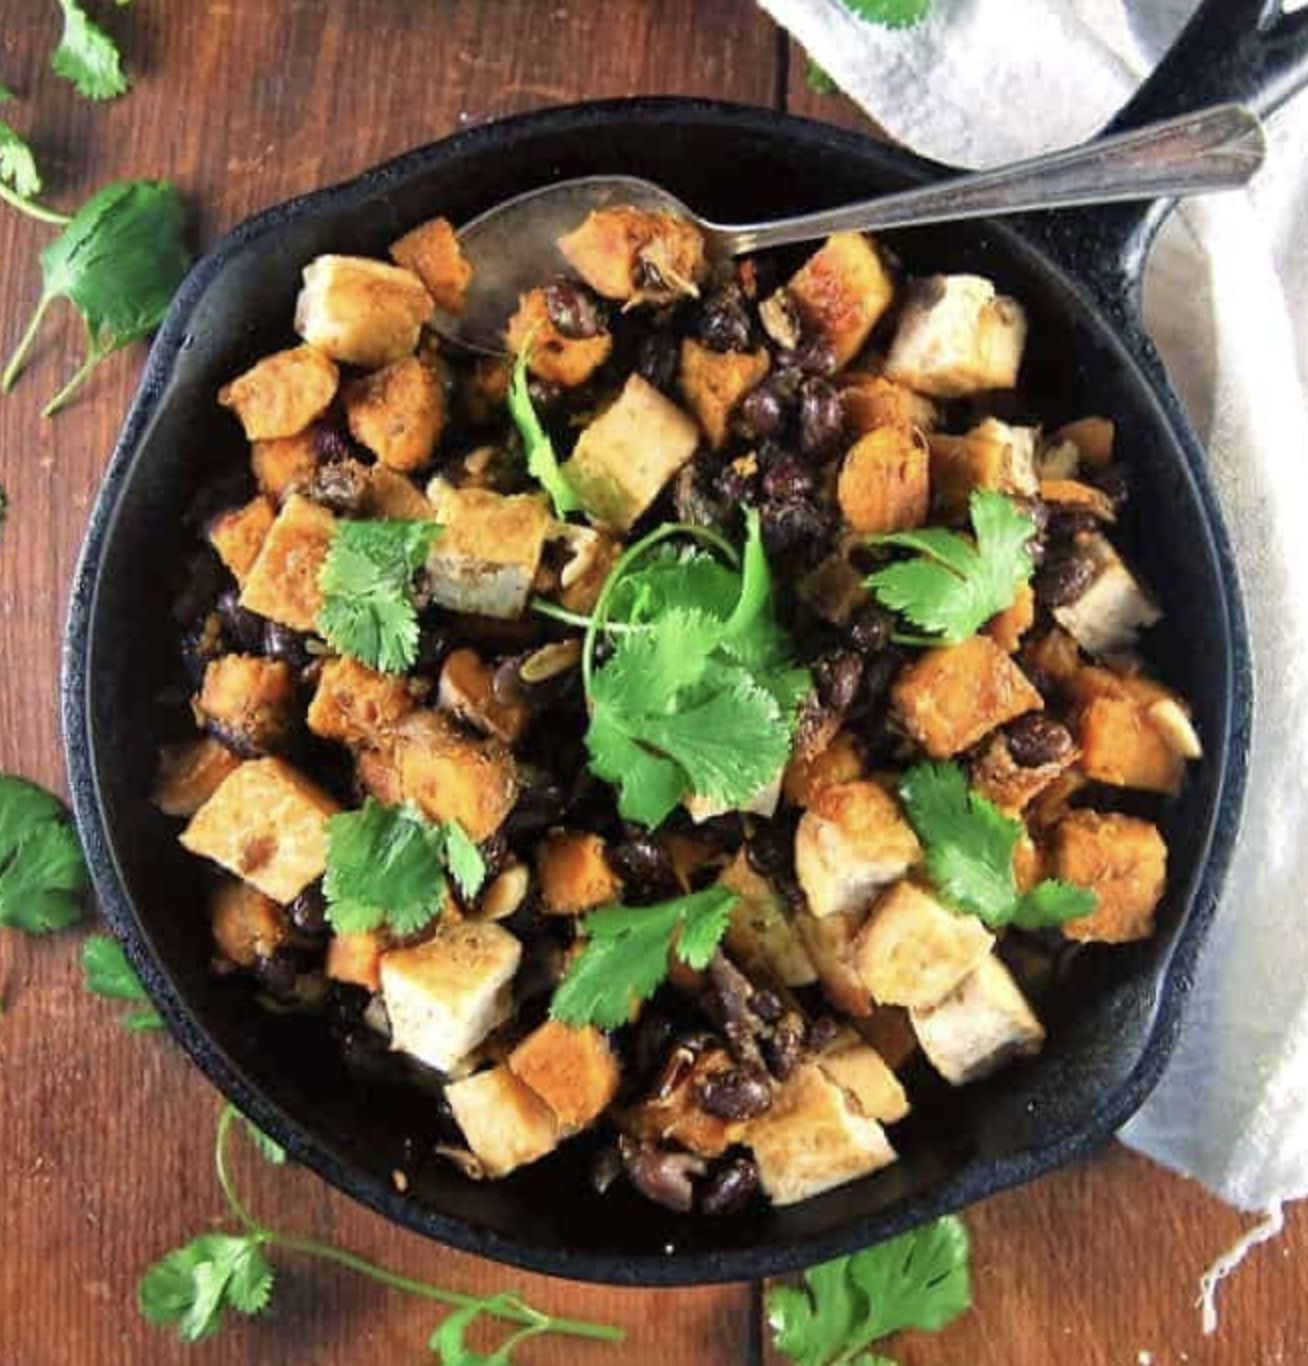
392,710 -> 518,842
355,744 -> 405,805
984,581 -> 1035,653
558,206 -> 706,304
1053,416 -> 1115,467
783,729 -> 865,809
251,428 -> 319,503
326,930 -> 388,992
837,425 -> 930,534
537,830 -> 621,915
182,758 -> 339,904
438,648 -> 529,745
927,431 -> 1008,521
624,1047 -> 743,1157
504,287 -> 613,388
369,465 -> 436,520
678,339 -> 770,450
211,880 -> 289,967
787,232 -> 895,369
1039,476 -> 1116,522
970,417 -> 1039,496
343,356 -> 445,472
239,494 -> 336,632
817,1029 -> 910,1124
446,1065 -> 560,1178
508,1020 -> 620,1132
719,851 -> 817,988
153,737 -> 242,817
295,255 -> 433,368
839,372 -> 937,436
1052,810 -> 1167,943
389,217 -> 472,314
209,496 -> 276,587
892,636 -> 1043,759
796,908 -> 873,1017
307,656 -> 419,747
1022,625 -> 1082,687
1077,695 -> 1184,796
970,730 -> 1078,815
219,344 -> 339,441
195,654 -> 296,754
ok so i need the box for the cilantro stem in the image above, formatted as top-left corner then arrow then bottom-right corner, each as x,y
1,293 -> 54,393
0,182 -> 72,226
529,597 -> 647,634
41,329 -> 101,417
890,630 -> 947,648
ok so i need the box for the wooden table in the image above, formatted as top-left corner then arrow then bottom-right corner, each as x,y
0,3 -> 1302,1362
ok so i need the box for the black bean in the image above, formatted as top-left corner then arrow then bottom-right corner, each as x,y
325,982 -> 370,1028
714,460 -> 759,508
797,378 -> 844,457
503,769 -> 569,841
621,1142 -> 705,1213
849,604 -> 894,654
636,329 -> 679,392
1006,714 -> 1075,767
697,283 -> 756,353
608,837 -> 680,902
700,1156 -> 760,1216
1035,551 -> 1096,608
748,986 -> 784,1024
806,1015 -> 841,1055
1024,662 -> 1058,700
478,833 -> 511,881
526,375 -> 566,413
215,590 -> 266,653
1088,463 -> 1130,509
736,381 -> 789,441
289,882 -> 328,935
672,464 -> 727,528
695,1064 -> 773,1121
415,622 -> 454,673
814,652 -> 864,713
763,1011 -> 807,1080
760,497 -> 830,557
253,947 -> 300,999
1047,509 -> 1100,542
590,1145 -> 624,1196
313,425 -> 356,465
761,455 -> 816,502
626,1012 -> 675,1093
263,620 -> 313,671
778,336 -> 838,378
544,278 -> 606,340
308,458 -> 372,516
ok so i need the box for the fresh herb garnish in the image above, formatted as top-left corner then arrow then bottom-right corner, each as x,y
805,58 -> 839,94
323,799 -> 485,937
867,490 -> 1036,645
900,761 -> 1095,930
550,886 -> 737,1029
0,107 -> 41,200
507,336 -> 582,518
840,0 -> 932,29
51,0 -> 130,102
768,1216 -> 971,1366
0,774 -> 86,934
317,518 -> 441,674
140,1232 -> 276,1343
82,933 -> 162,1031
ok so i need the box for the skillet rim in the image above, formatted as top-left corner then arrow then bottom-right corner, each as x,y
61,95 -> 1252,1286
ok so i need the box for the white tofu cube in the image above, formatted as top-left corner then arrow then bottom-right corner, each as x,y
445,1065 -> 560,1177
885,274 -> 1027,398
910,954 -> 1045,1085
817,1029 -> 910,1125
719,851 -> 817,988
295,254 -> 433,368
1053,532 -> 1161,655
380,919 -> 522,1074
1037,437 -> 1081,480
796,909 -> 874,1018
969,417 -> 1039,496
794,780 -> 921,919
684,775 -> 781,825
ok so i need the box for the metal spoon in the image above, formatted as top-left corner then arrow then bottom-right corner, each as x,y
437,102 -> 1264,354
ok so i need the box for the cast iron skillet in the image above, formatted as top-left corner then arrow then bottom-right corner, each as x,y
62,0 -> 1308,1286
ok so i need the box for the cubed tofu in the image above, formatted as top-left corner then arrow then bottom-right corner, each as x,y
180,758 -> 340,904
153,737 -> 242,817
558,206 -> 706,304
537,830 -> 621,915
1037,437 -> 1081,480
252,428 -> 320,504
343,357 -> 445,472
560,374 -> 700,532
389,217 -> 472,314
678,339 -> 770,449
855,1003 -> 919,1071
783,729 -> 865,808
851,880 -> 994,1010
219,344 -> 339,441
437,648 -> 529,745
355,744 -> 405,805
381,919 -> 523,1074
684,774 -> 781,825
746,1063 -> 897,1206
910,954 -> 1045,1085
796,909 -> 873,1017
369,464 -> 437,520
425,483 -> 553,618
391,710 -> 518,842
787,232 -> 896,369
239,494 -> 337,632
307,655 -> 419,747
504,287 -> 613,388
837,424 -> 930,534
1053,416 -> 1115,467
795,780 -> 921,919
209,496 -> 276,587
985,581 -> 1036,654
1052,810 -> 1167,943
885,274 -> 1027,398
1077,694 -> 1184,795
839,372 -> 937,436
719,851 -> 817,988
508,1020 -> 620,1132
970,417 -> 1039,496
445,1065 -> 560,1178
295,255 -> 433,368
817,1029 -> 910,1124
195,654 -> 296,754
326,930 -> 388,993
210,880 -> 289,967
970,729 -> 1078,814
1053,533 -> 1161,655
892,635 -> 1043,759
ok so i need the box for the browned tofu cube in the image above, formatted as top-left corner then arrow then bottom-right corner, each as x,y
783,729 -> 865,808
445,1066 -> 561,1178
837,425 -> 930,534
1077,695 -> 1184,796
343,357 -> 445,472
817,1028 -> 910,1124
209,496 -> 276,587
892,636 -> 1043,759
1053,416 -> 1115,467
210,880 -> 289,967
153,737 -> 242,817
536,830 -> 621,915
855,1003 -> 919,1072
508,1020 -> 620,1132
504,287 -> 613,388
326,930 -> 388,992
970,729 -> 1078,815
392,710 -> 518,842
389,217 -> 472,314
796,909 -> 872,1017
437,648 -> 529,745
984,580 -> 1035,653
355,745 -> 405,806
678,339 -> 770,450
369,465 -> 436,520
219,344 -> 339,441
1052,811 -> 1167,943
295,255 -> 433,368
239,494 -> 336,633
559,206 -> 707,304
251,428 -> 320,504
307,656 -> 419,747
839,372 -> 937,436
195,654 -> 296,754
719,850 -> 817,988
787,232 -> 895,369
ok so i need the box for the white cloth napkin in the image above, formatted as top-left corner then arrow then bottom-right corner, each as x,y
758,0 -> 1308,1268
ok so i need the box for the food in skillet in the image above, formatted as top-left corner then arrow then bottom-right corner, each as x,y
157,205 -> 1202,1215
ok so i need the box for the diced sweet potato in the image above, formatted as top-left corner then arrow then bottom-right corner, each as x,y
343,356 -> 445,472
211,880 -> 288,967
969,730 -> 1078,815
1077,694 -> 1184,795
927,431 -> 1008,522
678,339 -> 770,450
1053,416 -> 1114,467
195,654 -> 296,755
307,656 -> 419,747
446,1065 -> 560,1178
1022,625 -> 1082,687
783,729 -> 865,808
970,418 -> 1039,496
209,496 -> 276,587
295,255 -> 433,368
251,428 -> 319,504
985,580 -> 1035,653
892,636 -> 1043,759
1052,810 -> 1167,943
839,372 -> 937,436
623,1046 -> 744,1158
559,206 -> 706,304
389,217 -> 472,314
719,850 -> 816,988
369,465 -> 436,520
437,648 -> 529,745
508,1020 -> 620,1132
837,425 -> 930,534
355,744 -> 405,805
504,287 -> 613,387
1039,477 -> 1116,522
239,494 -> 336,632
391,710 -> 518,842
219,344 -> 339,441
787,232 -> 895,369
153,737 -> 242,817
326,930 -> 388,992
537,830 -> 621,915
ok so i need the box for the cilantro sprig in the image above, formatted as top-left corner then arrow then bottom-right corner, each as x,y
900,762 -> 1095,930
0,90 -> 42,201
52,0 -> 131,102
0,774 -> 86,934
507,334 -> 582,518
82,933 -> 163,1031
867,490 -> 1036,646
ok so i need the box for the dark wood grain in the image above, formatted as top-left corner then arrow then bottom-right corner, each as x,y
0,4 -> 1302,1364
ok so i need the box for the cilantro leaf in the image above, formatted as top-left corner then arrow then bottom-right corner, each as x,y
82,932 -> 163,1030
0,775 -> 86,933
768,1216 -> 970,1366
51,0 -> 129,101
431,1294 -> 551,1366
899,762 -> 1095,929
841,0 -> 932,28
550,887 -> 736,1029
508,340 -> 582,518
442,819 -> 487,901
240,1115 -> 288,1166
0,119 -> 41,198
805,58 -> 839,94
318,518 -> 441,674
867,490 -> 1036,644
138,1233 -> 274,1342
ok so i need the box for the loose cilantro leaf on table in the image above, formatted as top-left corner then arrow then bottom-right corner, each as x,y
431,1293 -> 555,1366
0,115 -> 41,199
508,340 -> 582,518
768,1216 -> 970,1366
139,1232 -> 275,1343
82,932 -> 162,1030
0,775 -> 86,933
51,0 -> 130,101
841,0 -> 932,29
867,489 -> 1036,645
550,886 -> 737,1030
900,761 -> 1095,929
323,799 -> 485,937
318,518 -> 441,674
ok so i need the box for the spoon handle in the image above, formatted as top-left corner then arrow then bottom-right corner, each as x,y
708,103 -> 1264,256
